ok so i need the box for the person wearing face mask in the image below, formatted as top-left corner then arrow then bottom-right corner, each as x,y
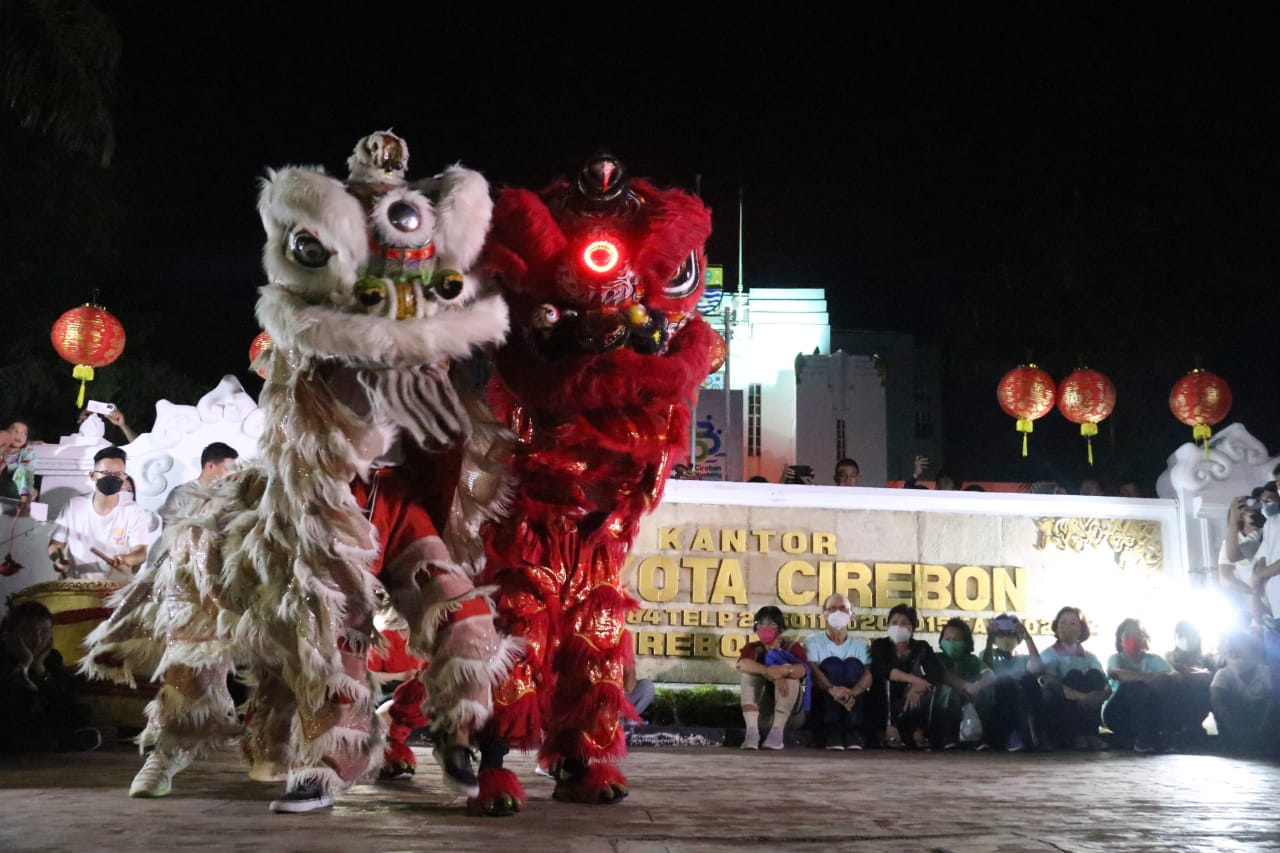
1248,484 -> 1280,620
803,594 -> 872,750
47,446 -> 149,584
866,604 -> 944,749
1162,621 -> 1216,743
736,605 -> 809,750
978,614 -> 1044,751
1037,606 -> 1110,750
1219,490 -> 1267,624
1103,618 -> 1179,753
1210,632 -> 1278,756
936,617 -> 995,749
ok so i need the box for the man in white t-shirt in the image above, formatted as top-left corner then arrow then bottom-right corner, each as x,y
47,446 -> 149,584
1250,486 -> 1280,621
803,593 -> 872,749
157,442 -> 239,527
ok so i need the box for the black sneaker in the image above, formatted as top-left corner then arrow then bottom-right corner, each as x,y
824,731 -> 845,751
269,782 -> 333,814
844,730 -> 865,751
434,745 -> 479,797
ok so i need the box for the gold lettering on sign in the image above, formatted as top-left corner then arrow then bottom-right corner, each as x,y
875,563 -> 914,608
710,559 -> 748,604
721,529 -> 747,552
834,562 -> 874,607
1034,517 -> 1162,572
637,556 -> 679,601
659,527 -> 684,550
690,528 -> 716,551
953,566 -> 990,611
777,560 -> 817,605
914,564 -> 952,609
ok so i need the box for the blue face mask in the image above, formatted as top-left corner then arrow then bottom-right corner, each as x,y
1263,503 -> 1280,518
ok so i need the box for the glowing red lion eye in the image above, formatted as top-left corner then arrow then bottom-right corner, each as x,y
582,239 -> 620,274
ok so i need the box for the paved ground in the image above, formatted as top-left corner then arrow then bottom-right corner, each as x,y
1,741 -> 1277,852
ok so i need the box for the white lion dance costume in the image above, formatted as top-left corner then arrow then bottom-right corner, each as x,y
85,132 -> 517,813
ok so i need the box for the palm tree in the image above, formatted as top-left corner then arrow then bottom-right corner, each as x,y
1,0 -> 120,166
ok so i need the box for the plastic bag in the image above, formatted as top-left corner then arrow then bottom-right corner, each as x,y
959,702 -> 983,743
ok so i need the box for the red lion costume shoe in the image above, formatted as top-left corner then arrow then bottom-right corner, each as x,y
471,154 -> 714,814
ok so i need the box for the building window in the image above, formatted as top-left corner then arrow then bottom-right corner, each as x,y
748,383 -> 762,457
836,418 -> 846,460
914,411 -> 934,440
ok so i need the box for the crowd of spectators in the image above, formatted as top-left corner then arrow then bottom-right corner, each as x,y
734,601 -> 1278,758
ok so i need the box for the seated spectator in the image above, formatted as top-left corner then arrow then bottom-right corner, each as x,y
866,604 -> 944,749
978,614 -> 1045,751
1,420 -> 37,510
936,617 -> 994,749
1211,632 -> 1278,756
1038,606 -> 1110,750
0,601 -> 98,753
47,446 -> 150,584
834,458 -> 860,487
1117,479 -> 1144,499
1103,618 -> 1180,752
1078,476 -> 1103,496
736,605 -> 808,750
624,647 -> 655,722
803,594 -> 872,750
1163,620 -> 1215,741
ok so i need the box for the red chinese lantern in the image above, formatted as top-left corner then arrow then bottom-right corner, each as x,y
51,303 -> 126,407
1057,368 -> 1117,466
707,329 -> 727,374
1170,369 -> 1231,455
248,330 -> 273,379
997,364 -> 1056,457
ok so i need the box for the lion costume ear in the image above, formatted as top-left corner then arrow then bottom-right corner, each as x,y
416,165 -> 493,272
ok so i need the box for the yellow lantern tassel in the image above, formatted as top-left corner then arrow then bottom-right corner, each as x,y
72,364 -> 95,408
1016,418 -> 1033,457
1193,424 -> 1212,459
1081,423 -> 1098,466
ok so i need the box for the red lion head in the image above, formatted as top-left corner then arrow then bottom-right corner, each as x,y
484,154 -> 714,411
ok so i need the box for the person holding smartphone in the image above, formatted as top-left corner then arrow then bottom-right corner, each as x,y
978,614 -> 1045,751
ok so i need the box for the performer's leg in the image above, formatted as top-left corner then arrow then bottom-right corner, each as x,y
131,662 -> 238,798
243,668 -> 294,780
270,623 -> 384,814
378,674 -> 428,780
543,580 -> 635,805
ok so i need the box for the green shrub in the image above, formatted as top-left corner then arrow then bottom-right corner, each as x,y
646,685 -> 740,727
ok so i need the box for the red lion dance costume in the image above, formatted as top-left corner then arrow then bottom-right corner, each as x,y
473,155 -> 714,814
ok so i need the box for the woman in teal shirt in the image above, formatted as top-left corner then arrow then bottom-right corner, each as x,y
1103,618 -> 1177,752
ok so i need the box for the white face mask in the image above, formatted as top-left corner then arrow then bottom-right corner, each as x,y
826,611 -> 851,631
887,625 -> 912,644
1174,637 -> 1192,652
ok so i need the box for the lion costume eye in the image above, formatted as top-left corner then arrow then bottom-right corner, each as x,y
286,229 -> 331,269
664,252 -> 700,301
429,270 -> 464,301
355,278 -> 388,308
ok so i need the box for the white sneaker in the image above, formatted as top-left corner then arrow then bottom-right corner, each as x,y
762,728 -> 784,750
129,750 -> 190,798
740,729 -> 760,750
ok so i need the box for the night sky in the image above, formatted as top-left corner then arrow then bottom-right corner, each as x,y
11,4 -> 1280,486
